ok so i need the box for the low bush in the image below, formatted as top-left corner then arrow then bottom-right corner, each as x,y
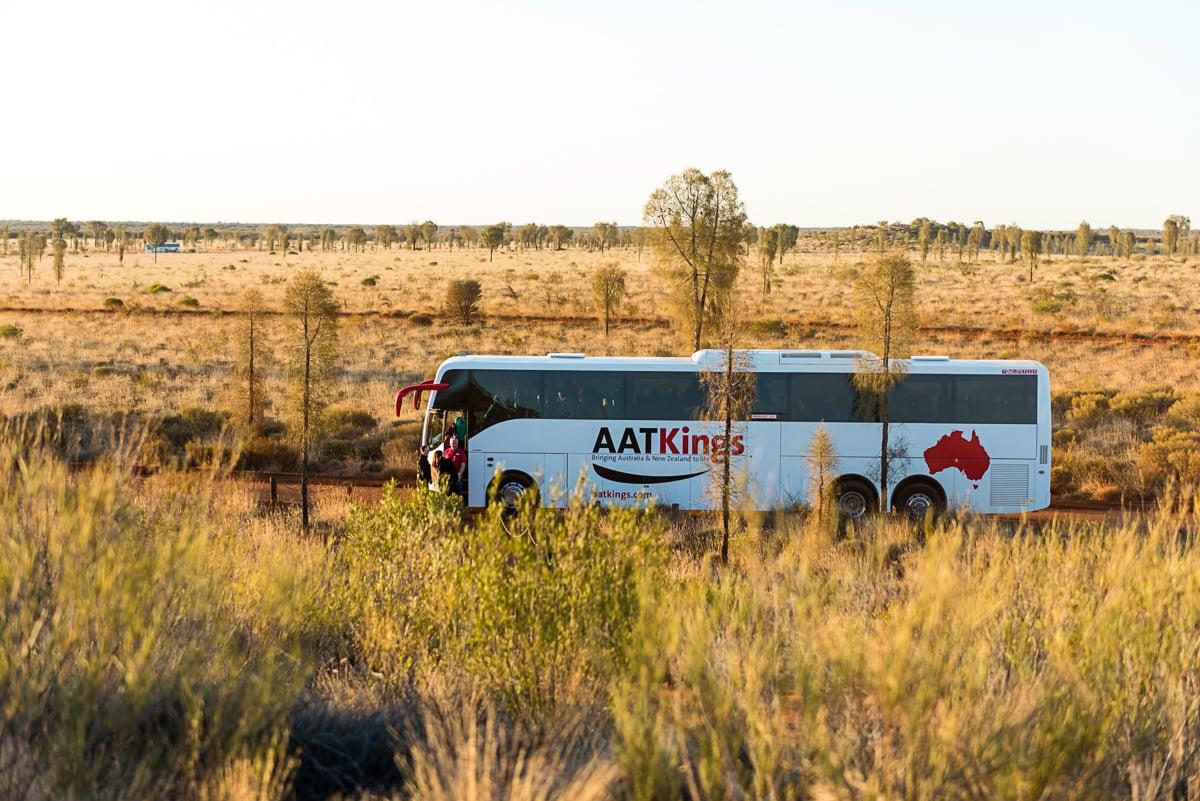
1109,387 -> 1176,422
102,296 -> 124,310
747,318 -> 788,339
146,282 -> 171,293
445,279 -> 482,325
0,323 -> 22,339
326,408 -> 377,437
1066,391 -> 1111,426
1137,427 -> 1200,489
1168,392 -> 1200,426
340,489 -> 666,721
236,436 -> 298,471
159,406 -> 228,448
177,295 -> 200,308
1030,286 -> 1076,315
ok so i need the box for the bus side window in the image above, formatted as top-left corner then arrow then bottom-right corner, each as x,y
955,375 -> 1037,424
754,373 -> 789,419
469,370 -> 543,432
627,372 -> 703,420
544,371 -> 624,419
890,374 -> 955,424
789,373 -> 864,422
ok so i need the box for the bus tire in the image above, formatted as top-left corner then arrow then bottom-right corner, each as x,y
892,480 -> 945,520
835,477 -> 877,521
490,472 -> 538,512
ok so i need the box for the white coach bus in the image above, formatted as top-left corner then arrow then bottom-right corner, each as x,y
396,349 -> 1051,518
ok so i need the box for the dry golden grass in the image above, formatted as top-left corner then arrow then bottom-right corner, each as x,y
1,240 -> 1196,330
0,241 -> 1197,424
1,237 -> 1196,500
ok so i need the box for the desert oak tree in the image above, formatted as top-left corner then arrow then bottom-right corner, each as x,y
284,271 -> 339,537
853,252 -> 917,513
644,168 -> 746,350
591,264 -> 628,337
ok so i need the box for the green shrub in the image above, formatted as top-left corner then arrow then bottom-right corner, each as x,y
102,297 -> 124,310
0,323 -> 22,339
159,407 -> 228,448
361,275 -> 380,287
1066,392 -> 1111,426
445,279 -> 482,325
1030,287 -> 1075,315
410,313 -> 434,326
1137,427 -> 1200,489
325,408 -> 377,439
340,489 -> 665,721
1109,388 -> 1175,422
236,436 -> 298,471
146,282 -> 171,293
747,318 -> 788,339
177,295 -> 200,308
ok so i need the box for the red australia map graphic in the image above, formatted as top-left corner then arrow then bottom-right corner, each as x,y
923,430 -> 990,488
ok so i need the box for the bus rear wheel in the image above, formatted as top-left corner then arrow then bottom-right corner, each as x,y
836,478 -> 877,521
893,481 -> 945,520
491,472 -> 538,512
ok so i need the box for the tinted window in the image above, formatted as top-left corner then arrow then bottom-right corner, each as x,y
544,370 -> 625,419
890,374 -> 955,423
955,375 -> 1037,424
626,371 -> 704,420
754,373 -> 789,419
469,370 -> 542,432
790,373 -> 873,422
431,369 -> 469,410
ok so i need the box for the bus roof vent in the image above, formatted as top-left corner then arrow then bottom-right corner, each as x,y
829,350 -> 868,359
547,352 -> 586,359
911,355 -> 950,361
780,350 -> 824,359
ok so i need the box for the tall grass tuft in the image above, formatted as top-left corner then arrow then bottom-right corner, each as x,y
0,427 -> 333,800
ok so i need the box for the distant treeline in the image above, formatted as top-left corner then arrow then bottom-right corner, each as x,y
0,215 -> 1193,260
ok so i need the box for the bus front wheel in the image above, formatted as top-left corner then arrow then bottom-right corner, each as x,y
491,472 -> 538,512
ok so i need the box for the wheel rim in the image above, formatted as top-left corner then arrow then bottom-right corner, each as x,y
904,491 -> 935,518
838,489 -> 868,519
498,480 -> 528,509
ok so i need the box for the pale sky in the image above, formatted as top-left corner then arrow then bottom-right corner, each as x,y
3,0 -> 1196,229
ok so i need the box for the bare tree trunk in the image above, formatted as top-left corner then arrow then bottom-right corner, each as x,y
720,346 -> 733,564
879,323 -> 892,513
301,310 -> 311,537
247,317 -> 256,429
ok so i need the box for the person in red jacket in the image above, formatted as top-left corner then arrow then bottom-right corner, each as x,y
442,436 -> 467,495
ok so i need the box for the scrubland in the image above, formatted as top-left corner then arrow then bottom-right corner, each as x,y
3,238 -> 1200,798
4,428 -> 1200,800
1,240 -> 1198,498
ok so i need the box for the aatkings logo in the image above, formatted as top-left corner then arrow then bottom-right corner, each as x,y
592,426 -> 745,463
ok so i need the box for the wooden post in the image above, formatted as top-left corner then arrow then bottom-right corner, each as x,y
270,475 -> 278,508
